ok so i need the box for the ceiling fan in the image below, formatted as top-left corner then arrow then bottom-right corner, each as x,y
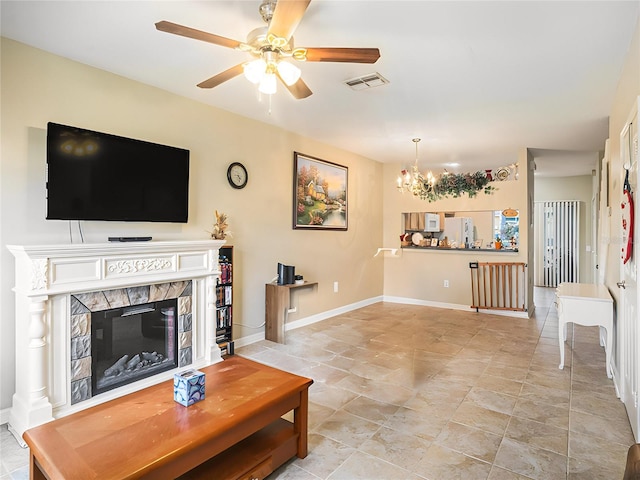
155,0 -> 380,99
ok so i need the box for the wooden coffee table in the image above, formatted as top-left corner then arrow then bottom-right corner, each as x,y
23,356 -> 313,480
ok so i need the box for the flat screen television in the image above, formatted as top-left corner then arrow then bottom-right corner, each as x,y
46,122 -> 189,223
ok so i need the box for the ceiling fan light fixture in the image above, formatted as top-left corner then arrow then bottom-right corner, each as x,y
277,60 -> 301,86
259,72 -> 277,94
243,58 -> 267,84
156,0 -> 381,101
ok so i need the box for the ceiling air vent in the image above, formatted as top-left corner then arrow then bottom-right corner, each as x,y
344,72 -> 389,91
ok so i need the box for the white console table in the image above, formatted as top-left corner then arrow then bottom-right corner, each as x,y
556,282 -> 613,378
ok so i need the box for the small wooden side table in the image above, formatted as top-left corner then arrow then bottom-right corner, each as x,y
265,282 -> 317,343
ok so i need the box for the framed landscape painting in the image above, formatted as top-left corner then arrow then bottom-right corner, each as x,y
293,152 -> 348,230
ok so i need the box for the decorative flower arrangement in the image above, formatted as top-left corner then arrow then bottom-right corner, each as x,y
210,210 -> 230,240
399,166 -> 496,202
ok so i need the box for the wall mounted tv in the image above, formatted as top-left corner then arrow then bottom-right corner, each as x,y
46,122 -> 189,223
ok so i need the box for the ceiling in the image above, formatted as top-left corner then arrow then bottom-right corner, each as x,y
1,1 -> 638,177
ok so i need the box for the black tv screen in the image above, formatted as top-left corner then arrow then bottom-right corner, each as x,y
46,122 -> 189,223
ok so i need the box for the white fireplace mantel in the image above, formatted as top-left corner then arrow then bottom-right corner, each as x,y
7,239 -> 226,446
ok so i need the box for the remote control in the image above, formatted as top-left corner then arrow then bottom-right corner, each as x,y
108,236 -> 153,242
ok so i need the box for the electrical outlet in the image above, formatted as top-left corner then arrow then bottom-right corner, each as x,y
443,280 -> 449,288
333,281 -> 339,293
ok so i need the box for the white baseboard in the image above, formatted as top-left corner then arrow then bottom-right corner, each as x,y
1,407 -> 10,425
612,364 -> 623,399
233,332 -> 264,349
382,295 -> 530,319
285,296 -> 383,332
528,304 -> 536,319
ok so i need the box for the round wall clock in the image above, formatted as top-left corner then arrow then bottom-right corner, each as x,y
227,162 -> 248,189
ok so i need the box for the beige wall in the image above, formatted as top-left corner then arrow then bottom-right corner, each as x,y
0,38 -> 384,412
535,174 -> 595,283
381,150 -> 533,311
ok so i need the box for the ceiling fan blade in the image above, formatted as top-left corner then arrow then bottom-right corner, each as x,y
298,47 -> 380,64
267,0 -> 311,42
197,64 -> 245,89
155,21 -> 243,50
277,73 -> 313,99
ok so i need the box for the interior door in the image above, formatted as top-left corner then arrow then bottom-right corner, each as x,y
620,98 -> 639,441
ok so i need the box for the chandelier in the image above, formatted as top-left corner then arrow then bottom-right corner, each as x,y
397,138 -> 437,199
397,138 -> 496,202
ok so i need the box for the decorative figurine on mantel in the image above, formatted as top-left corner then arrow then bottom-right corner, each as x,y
210,210 -> 230,240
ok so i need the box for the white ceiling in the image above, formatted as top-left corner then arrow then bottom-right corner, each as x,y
2,0 -> 638,177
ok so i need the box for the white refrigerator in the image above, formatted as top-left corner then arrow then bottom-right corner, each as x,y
442,217 -> 474,247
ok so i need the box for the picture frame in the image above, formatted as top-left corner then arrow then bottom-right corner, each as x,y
431,238 -> 439,247
293,152 -> 348,230
473,239 -> 484,249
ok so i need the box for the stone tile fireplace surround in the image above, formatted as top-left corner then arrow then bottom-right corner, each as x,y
69,281 -> 193,405
7,240 -> 225,446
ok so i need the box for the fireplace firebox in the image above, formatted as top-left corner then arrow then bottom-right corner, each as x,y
69,280 -> 195,405
92,299 -> 178,395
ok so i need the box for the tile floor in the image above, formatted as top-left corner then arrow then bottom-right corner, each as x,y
0,427 -> 28,479
1,287 -> 635,479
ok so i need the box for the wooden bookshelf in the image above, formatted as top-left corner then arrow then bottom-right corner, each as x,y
216,246 -> 234,356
